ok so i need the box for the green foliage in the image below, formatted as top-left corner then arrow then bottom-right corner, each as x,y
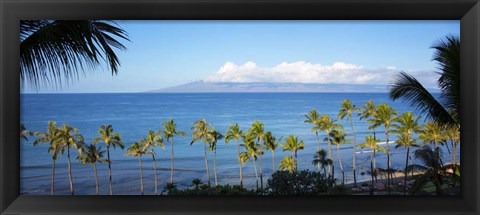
20,20 -> 129,89
279,156 -> 296,172
389,35 -> 459,127
266,170 -> 335,195
169,184 -> 256,195
190,119 -> 211,145
94,125 -> 124,150
328,184 -> 352,195
162,182 -> 178,195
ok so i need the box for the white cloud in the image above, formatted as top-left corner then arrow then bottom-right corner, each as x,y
204,61 -> 439,87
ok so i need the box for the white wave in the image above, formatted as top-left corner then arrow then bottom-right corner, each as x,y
356,150 -> 373,154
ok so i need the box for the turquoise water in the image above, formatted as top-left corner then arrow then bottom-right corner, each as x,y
20,93 -> 459,195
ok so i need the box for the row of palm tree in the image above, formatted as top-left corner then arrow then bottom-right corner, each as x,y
22,104 -> 459,195
304,99 -> 460,195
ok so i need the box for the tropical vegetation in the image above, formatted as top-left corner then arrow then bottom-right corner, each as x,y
21,35 -> 461,196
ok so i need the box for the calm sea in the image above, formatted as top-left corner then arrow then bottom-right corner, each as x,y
20,93 -> 458,195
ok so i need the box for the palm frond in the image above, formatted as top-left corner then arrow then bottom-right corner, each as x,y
20,20 -> 129,89
389,71 -> 454,126
432,35 -> 460,124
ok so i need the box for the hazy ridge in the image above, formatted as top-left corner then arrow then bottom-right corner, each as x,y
147,81 -> 401,93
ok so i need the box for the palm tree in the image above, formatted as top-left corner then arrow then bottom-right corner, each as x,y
312,149 -> 333,180
248,120 -> 266,189
240,134 -> 262,189
162,182 -> 178,195
264,131 -> 280,173
392,112 -> 422,139
125,142 -> 148,195
20,123 -> 33,141
32,121 -> 61,195
325,129 -> 348,185
338,99 -> 360,187
208,128 -> 224,187
318,114 -> 340,178
419,121 -> 446,170
160,118 -> 186,184
358,135 -> 386,195
392,112 -> 422,195
389,35 -> 459,127
140,130 -> 164,195
93,125 -> 124,195
76,144 -> 108,195
190,119 -> 212,186
282,135 -> 305,171
279,156 -> 297,173
370,103 -> 397,194
407,145 -> 445,195
191,178 -> 203,190
313,150 -> 334,194
304,108 -> 322,171
394,132 -> 418,195
225,123 -> 245,187
419,121 -> 445,150
20,20 -> 129,89
360,100 -> 380,182
56,124 -> 84,195
445,124 -> 460,184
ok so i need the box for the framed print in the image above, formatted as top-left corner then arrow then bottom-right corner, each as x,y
1,0 -> 479,214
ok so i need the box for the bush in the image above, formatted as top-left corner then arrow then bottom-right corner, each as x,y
266,170 -> 335,195
169,184 -> 257,195
328,184 -> 352,195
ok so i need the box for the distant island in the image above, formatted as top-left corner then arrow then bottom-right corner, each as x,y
146,81 -> 440,93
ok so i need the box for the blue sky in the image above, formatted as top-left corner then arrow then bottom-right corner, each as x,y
25,20 -> 459,93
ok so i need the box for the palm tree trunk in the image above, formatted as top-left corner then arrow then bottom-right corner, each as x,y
373,149 -> 377,183
203,141 -> 210,186
214,148 -> 218,187
373,128 -> 378,182
107,145 -> 113,195
315,131 -> 321,172
336,144 -> 345,185
370,149 -> 374,195
294,150 -> 298,171
259,144 -> 263,190
51,158 -> 55,196
409,155 -> 413,177
385,130 -> 391,195
170,138 -> 174,184
139,156 -> 144,195
326,129 -> 334,178
94,163 -> 99,195
404,146 -> 410,195
253,158 -> 259,190
323,166 -> 328,195
434,140 -> 440,164
452,140 -> 457,166
272,151 -> 275,172
236,139 -> 243,187
240,164 -> 244,188
435,166 -> 442,196
67,145 -> 74,195
152,153 -> 158,195
350,117 -> 357,187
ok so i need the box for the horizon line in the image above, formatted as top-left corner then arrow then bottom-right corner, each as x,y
20,91 -> 442,94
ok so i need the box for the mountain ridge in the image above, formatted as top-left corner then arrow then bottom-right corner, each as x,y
146,81 -> 441,93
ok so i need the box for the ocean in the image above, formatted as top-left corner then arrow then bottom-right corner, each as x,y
20,92 -> 459,195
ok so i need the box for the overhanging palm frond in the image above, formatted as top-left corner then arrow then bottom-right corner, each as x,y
389,72 -> 454,126
432,35 -> 460,124
20,20 -> 129,89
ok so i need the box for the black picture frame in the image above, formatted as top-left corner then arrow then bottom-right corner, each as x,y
1,0 -> 479,214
